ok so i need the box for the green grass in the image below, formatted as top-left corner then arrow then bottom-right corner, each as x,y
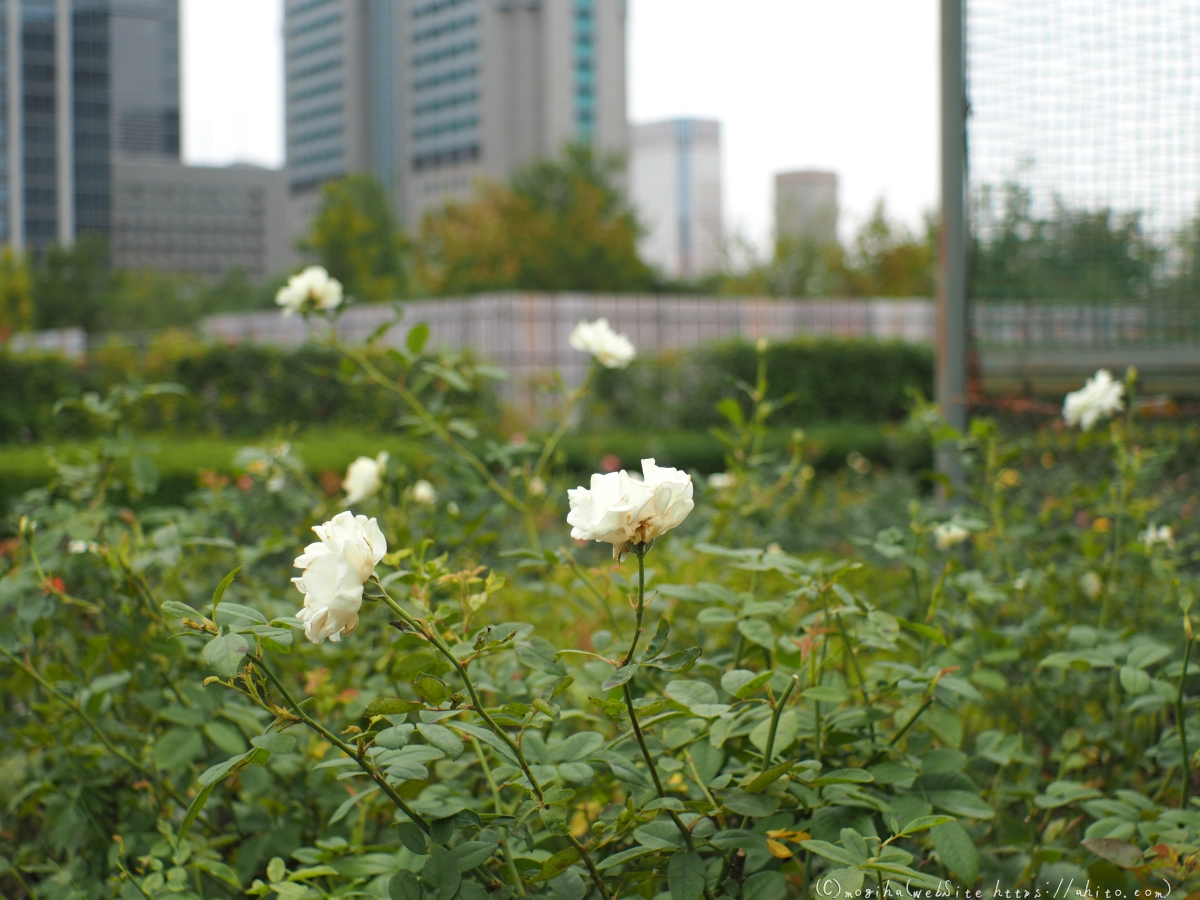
0,422 -> 930,506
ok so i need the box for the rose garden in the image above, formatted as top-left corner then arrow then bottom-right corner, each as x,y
0,267 -> 1197,900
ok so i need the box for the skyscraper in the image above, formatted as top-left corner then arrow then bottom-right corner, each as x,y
775,170 -> 839,247
629,118 -> 722,279
283,0 -> 628,233
1,0 -> 180,254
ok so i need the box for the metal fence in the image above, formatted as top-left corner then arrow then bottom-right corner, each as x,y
965,0 -> 1200,351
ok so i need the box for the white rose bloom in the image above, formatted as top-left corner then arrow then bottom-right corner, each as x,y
342,452 -> 388,506
1079,570 -> 1103,601
1063,369 -> 1124,431
292,511 -> 386,644
411,479 -> 437,505
68,539 -> 90,554
567,458 -> 694,558
933,522 -> 970,550
707,472 -> 736,490
568,318 -> 636,369
275,266 -> 344,316
1140,523 -> 1174,550
528,476 -> 547,497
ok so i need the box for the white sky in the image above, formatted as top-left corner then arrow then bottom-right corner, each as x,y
181,0 -> 939,253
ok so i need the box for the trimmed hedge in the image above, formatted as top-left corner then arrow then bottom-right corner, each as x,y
586,337 -> 933,430
0,340 -> 496,443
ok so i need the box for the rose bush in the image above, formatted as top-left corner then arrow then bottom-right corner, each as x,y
1,277 -> 1198,900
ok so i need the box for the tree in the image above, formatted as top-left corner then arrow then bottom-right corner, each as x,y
32,235 -> 116,332
0,247 -> 33,337
842,200 -> 935,297
301,174 -> 407,303
417,143 -> 653,294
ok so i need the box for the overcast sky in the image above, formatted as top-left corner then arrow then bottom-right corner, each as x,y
181,0 -> 939,253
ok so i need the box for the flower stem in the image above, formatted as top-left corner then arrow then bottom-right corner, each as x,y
618,547 -> 715,900
1178,635 -> 1193,809
866,696 -> 935,767
532,363 -> 595,481
563,551 -> 623,638
471,738 -> 526,896
255,657 -> 430,835
760,675 -> 798,773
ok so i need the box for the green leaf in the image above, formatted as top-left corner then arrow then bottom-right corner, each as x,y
800,839 -> 861,867
645,647 -> 703,674
1081,837 -> 1143,869
929,790 -> 995,819
417,723 -> 464,760
1119,666 -> 1151,695
932,820 -> 980,882
202,632 -> 250,678
896,617 -> 949,646
413,673 -> 449,705
215,602 -> 267,625
540,804 -> 569,835
162,600 -> 203,620
329,786 -> 379,825
817,868 -> 864,900
721,669 -> 773,698
389,870 -> 422,900
645,618 -> 671,659
664,679 -> 728,716
898,815 -> 955,836
131,455 -> 159,495
451,837 -> 498,871
211,566 -> 242,616
737,618 -> 776,649
742,870 -> 788,900
204,720 -> 248,755
723,791 -> 780,818
743,761 -> 793,793
533,847 -> 580,881
155,727 -> 204,770
668,850 -> 706,900
406,322 -> 431,355
366,697 -> 423,717
602,664 -> 637,691
421,846 -> 461,899
803,685 -> 848,704
394,821 -> 428,855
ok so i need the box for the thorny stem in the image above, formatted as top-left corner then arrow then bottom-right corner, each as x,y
760,675 -> 799,773
1178,635 -> 1193,809
471,738 -> 526,896
0,643 -> 200,821
866,697 -> 935,767
563,551 -> 623,637
618,547 -> 716,900
334,338 -> 536,541
255,657 -> 431,835
533,363 -> 595,481
376,587 -> 611,900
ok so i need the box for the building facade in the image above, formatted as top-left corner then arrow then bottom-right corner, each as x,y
283,0 -> 628,232
629,118 -> 722,279
111,161 -> 290,281
1,0 -> 180,254
775,170 -> 838,246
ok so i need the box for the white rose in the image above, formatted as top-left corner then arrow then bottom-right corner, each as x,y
707,472 -> 736,490
933,522 -> 970,550
68,539 -> 90,554
342,452 -> 388,506
1140,523 -> 1174,550
1063,369 -> 1124,431
568,318 -> 635,369
567,458 -> 694,558
275,265 -> 344,316
528,476 -> 547,497
292,511 -> 386,644
411,479 -> 437,505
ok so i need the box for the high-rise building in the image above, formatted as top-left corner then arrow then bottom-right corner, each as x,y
629,118 -> 722,279
1,0 -> 181,254
775,170 -> 838,246
283,0 -> 628,233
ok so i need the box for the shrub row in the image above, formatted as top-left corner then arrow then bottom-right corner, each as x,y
0,340 -> 496,443
0,336 -> 932,444
587,336 -> 934,430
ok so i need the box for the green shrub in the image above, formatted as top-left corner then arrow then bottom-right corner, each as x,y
587,337 -> 934,430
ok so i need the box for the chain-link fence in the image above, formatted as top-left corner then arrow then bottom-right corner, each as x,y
966,0 -> 1200,364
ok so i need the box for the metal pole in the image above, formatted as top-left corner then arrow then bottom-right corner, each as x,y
936,0 -> 968,477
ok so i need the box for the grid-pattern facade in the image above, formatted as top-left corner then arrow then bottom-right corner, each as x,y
111,160 -> 289,280
0,0 -> 178,256
283,0 -> 628,232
